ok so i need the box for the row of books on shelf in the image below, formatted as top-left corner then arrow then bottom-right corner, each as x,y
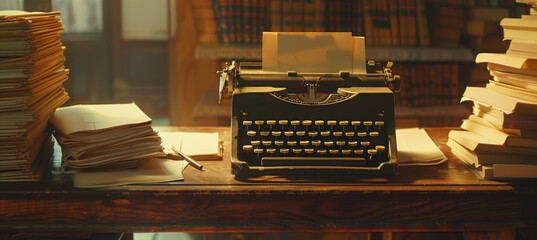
448,0 -> 537,180
393,63 -> 459,107
212,0 -> 430,46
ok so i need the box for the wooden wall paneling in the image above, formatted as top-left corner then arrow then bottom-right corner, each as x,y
168,0 -> 220,126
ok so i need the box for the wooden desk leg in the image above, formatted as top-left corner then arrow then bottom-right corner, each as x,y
462,230 -> 515,240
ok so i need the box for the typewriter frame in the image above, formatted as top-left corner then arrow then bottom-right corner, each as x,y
219,61 -> 400,179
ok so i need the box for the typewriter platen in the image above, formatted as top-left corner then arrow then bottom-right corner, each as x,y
218,61 -> 400,178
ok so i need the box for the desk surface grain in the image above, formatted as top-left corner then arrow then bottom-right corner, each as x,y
0,127 -> 535,234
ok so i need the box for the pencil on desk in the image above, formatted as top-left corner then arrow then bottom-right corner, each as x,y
171,145 -> 204,170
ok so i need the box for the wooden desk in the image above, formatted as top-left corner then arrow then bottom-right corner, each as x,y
0,127 -> 536,240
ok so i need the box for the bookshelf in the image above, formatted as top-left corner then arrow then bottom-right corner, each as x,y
169,0 -> 523,126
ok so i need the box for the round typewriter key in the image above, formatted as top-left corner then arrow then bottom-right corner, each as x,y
266,120 -> 276,125
308,131 -> 318,137
287,141 -> 297,146
345,132 -> 355,137
279,120 -> 289,125
357,132 -> 367,137
375,145 -> 386,152
361,141 -> 371,147
247,131 -> 256,137
280,148 -> 290,154
296,131 -> 306,136
267,148 -> 276,154
324,141 -> 334,147
370,131 -> 379,137
305,148 -> 314,154
327,120 -> 337,125
348,141 -> 358,147
339,120 -> 349,126
302,120 -> 312,126
260,131 -> 270,137
272,131 -> 282,137
291,120 -> 300,125
255,120 -> 264,125
317,149 -> 327,155
253,148 -> 263,154
354,149 -> 364,155
329,149 -> 339,155
312,140 -> 321,146
243,121 -> 252,126
342,149 -> 352,155
284,131 -> 294,137
275,141 -> 284,146
251,140 -> 261,146
363,121 -> 373,126
315,120 -> 324,125
300,140 -> 310,146
242,145 -> 253,151
292,148 -> 303,154
336,141 -> 346,146
368,149 -> 378,155
262,140 -> 272,146
351,121 -> 361,126
333,131 -> 343,137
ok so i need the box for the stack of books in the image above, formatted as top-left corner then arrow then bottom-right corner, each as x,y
0,11 -> 70,182
448,0 -> 537,180
49,103 -> 165,171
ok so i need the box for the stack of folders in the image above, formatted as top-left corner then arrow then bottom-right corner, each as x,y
0,11 -> 70,182
49,103 -> 165,171
448,0 -> 537,180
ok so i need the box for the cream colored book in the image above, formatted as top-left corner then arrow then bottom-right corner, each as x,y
476,53 -> 537,69
461,86 -> 537,115
460,117 -> 537,148
486,81 -> 537,103
488,63 -> 537,77
449,130 -> 537,156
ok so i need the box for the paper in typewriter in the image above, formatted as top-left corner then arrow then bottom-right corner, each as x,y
262,32 -> 354,73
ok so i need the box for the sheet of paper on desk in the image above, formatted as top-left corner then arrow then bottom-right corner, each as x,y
73,158 -> 187,188
159,131 -> 222,160
396,128 -> 448,166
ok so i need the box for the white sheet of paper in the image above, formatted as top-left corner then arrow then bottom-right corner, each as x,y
396,128 -> 448,166
262,32 -> 353,73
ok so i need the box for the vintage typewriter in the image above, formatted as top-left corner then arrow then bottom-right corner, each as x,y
218,60 -> 400,178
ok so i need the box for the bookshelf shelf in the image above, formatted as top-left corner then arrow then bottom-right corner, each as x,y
195,43 -> 475,62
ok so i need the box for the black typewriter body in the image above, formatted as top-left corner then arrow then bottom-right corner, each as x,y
219,61 -> 400,178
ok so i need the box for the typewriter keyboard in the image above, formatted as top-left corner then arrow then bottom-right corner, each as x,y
238,119 -> 389,167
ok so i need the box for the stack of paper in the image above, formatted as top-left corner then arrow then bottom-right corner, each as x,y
0,11 -> 70,182
49,103 -> 165,171
448,1 -> 537,180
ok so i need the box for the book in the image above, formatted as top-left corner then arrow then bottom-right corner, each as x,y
472,102 -> 537,130
468,7 -> 512,22
465,19 -> 500,36
476,53 -> 537,70
486,80 -> 537,103
313,0 -> 326,32
488,62 -> 537,77
461,86 -> 537,115
270,0 -> 282,31
508,39 -> 537,53
467,114 -> 537,139
460,117 -> 537,148
482,164 -> 537,179
447,137 -> 537,165
449,130 -> 537,156
491,69 -> 537,91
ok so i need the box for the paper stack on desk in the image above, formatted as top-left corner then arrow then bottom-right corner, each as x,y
49,103 -> 165,171
0,11 -> 70,182
448,1 -> 537,180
